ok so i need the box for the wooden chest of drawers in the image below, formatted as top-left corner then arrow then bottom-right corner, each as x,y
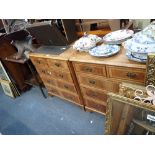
29,53 -> 83,107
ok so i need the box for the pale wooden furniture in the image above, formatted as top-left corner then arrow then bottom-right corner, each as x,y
70,47 -> 146,115
29,46 -> 146,115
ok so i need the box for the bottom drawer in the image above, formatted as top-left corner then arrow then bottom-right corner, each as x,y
84,98 -> 106,114
60,91 -> 81,104
47,87 -> 60,96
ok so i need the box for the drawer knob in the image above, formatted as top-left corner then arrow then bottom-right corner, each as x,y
89,80 -> 96,85
126,72 -> 136,78
59,74 -> 64,78
85,67 -> 93,72
55,63 -> 61,67
64,85 -> 69,89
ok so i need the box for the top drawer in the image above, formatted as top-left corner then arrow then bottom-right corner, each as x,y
30,57 -> 49,68
107,66 -> 145,84
73,62 -> 106,77
47,59 -> 69,71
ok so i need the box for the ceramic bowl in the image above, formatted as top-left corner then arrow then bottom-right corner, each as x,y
103,29 -> 134,43
89,44 -> 120,57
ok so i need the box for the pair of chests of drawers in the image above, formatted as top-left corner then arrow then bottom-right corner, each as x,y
30,56 -> 81,105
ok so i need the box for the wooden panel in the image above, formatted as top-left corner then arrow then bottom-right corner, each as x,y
77,74 -> 120,92
84,98 -> 106,114
74,62 -> 106,77
60,91 -> 80,104
81,87 -> 107,102
107,66 -> 145,83
47,59 -> 69,71
57,81 -> 77,94
53,70 -> 73,83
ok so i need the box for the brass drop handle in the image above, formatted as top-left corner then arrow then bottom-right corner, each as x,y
55,63 -> 61,67
47,71 -> 52,75
64,85 -> 69,89
126,72 -> 136,78
59,74 -> 64,78
85,67 -> 93,72
42,70 -> 46,74
89,80 -> 96,85
36,60 -> 41,64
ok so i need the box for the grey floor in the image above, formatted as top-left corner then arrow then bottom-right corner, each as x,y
0,86 -> 105,135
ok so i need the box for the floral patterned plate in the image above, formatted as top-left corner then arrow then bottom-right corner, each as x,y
103,29 -> 134,43
89,44 -> 120,57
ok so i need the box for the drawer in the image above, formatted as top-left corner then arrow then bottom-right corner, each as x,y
53,70 -> 73,83
84,98 -> 106,114
107,66 -> 145,83
78,74 -> 120,92
47,59 -> 69,71
57,81 -> 77,94
48,86 -> 60,96
60,91 -> 80,104
81,87 -> 107,102
74,62 -> 106,77
30,57 -> 49,68
43,77 -> 57,87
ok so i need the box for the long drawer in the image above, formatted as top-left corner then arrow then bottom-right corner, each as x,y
77,74 -> 120,92
81,87 -> 108,102
84,97 -> 106,114
74,62 -> 106,77
107,66 -> 145,84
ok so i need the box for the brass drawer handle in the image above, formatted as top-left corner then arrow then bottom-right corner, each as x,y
36,60 -> 41,64
84,67 -> 93,72
126,72 -> 136,78
64,85 -> 69,89
41,70 -> 46,74
89,80 -> 96,85
47,71 -> 52,75
59,74 -> 64,78
55,63 -> 61,67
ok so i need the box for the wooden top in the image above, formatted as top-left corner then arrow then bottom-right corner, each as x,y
69,46 -> 146,69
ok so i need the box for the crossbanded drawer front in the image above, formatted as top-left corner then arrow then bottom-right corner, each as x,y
47,59 -> 69,71
107,66 -> 145,83
81,87 -> 107,102
57,81 -> 77,94
74,62 -> 106,77
84,98 -> 106,114
77,74 -> 119,92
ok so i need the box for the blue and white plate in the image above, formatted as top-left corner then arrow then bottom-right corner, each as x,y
89,44 -> 120,57
126,50 -> 147,63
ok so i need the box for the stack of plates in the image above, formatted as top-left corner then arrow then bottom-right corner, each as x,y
73,34 -> 102,52
103,29 -> 134,44
123,22 -> 155,63
89,44 -> 120,57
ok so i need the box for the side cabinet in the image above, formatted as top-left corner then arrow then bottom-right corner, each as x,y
29,54 -> 84,107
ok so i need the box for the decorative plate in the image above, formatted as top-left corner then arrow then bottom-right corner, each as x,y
126,50 -> 147,60
89,44 -> 120,57
126,50 -> 146,63
73,34 -> 102,51
123,38 -> 155,54
103,29 -> 134,43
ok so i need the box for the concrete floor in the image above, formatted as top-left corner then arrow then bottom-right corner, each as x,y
0,86 -> 105,135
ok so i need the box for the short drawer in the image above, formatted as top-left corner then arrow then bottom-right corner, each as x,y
74,62 -> 106,77
78,74 -> 120,92
53,70 -> 73,83
48,86 -> 60,96
30,57 -> 49,68
57,81 -> 77,94
107,66 -> 145,83
81,87 -> 107,102
84,98 -> 106,114
43,77 -> 57,87
47,59 -> 69,71
60,91 -> 80,104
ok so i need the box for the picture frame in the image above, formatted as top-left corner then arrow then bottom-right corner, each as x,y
145,53 -> 155,86
105,83 -> 155,135
0,80 -> 15,98
0,60 -> 11,82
